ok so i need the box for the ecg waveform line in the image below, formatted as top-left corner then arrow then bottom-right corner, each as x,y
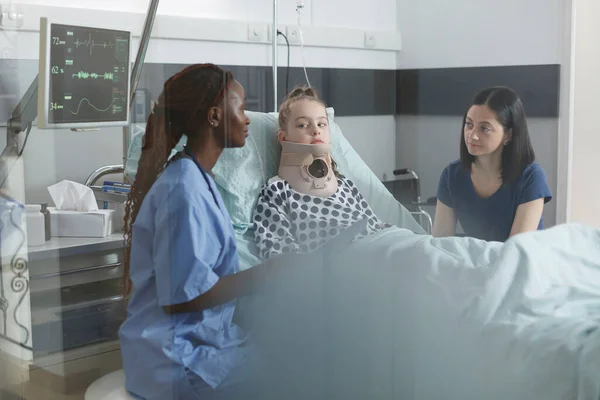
73,33 -> 116,56
71,97 -> 115,115
72,71 -> 115,80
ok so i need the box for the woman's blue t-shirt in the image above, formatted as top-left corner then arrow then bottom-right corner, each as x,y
436,161 -> 552,242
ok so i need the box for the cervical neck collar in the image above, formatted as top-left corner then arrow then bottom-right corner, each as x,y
278,141 -> 338,198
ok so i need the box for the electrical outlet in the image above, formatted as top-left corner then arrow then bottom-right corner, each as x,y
364,32 -> 377,48
286,26 -> 301,45
273,28 -> 288,45
277,31 -> 288,45
248,23 -> 267,43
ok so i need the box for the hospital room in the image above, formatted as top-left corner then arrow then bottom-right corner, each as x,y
1,0 -> 600,399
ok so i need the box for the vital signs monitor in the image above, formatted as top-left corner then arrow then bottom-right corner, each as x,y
37,17 -> 131,129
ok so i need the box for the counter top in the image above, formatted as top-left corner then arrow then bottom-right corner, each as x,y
27,233 -> 124,261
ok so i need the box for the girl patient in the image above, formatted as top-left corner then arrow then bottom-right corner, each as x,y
252,87 -> 391,260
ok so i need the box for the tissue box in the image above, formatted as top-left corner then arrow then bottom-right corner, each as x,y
48,207 -> 116,238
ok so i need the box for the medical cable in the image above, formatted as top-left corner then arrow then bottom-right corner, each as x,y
277,30 -> 291,95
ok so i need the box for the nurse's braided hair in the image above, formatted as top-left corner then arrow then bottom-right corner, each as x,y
122,63 -> 233,297
278,86 -> 340,176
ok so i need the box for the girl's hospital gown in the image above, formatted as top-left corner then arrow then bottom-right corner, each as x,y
118,152 -> 255,400
253,175 -> 392,260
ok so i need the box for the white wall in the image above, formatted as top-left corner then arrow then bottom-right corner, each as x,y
16,0 -> 397,31
2,0 -> 399,204
336,116 -> 396,181
565,0 -> 600,228
395,0 -> 566,228
10,0 -> 398,69
396,0 -> 563,69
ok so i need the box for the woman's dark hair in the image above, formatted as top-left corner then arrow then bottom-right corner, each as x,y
460,86 -> 535,185
122,63 -> 234,296
278,85 -> 340,177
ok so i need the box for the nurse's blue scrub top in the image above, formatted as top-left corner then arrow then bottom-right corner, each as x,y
119,152 -> 249,399
437,160 -> 552,242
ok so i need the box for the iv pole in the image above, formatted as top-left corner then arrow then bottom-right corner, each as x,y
124,0 -> 160,166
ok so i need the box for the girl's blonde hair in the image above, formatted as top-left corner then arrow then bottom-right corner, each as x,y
278,86 -> 340,177
278,86 -> 326,131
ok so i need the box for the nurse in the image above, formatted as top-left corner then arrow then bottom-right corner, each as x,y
119,64 -> 277,399
432,86 -> 552,242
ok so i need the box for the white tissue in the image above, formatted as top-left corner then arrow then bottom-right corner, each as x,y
48,180 -> 99,212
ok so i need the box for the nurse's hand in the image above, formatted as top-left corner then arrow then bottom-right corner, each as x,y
163,251 -> 322,314
256,250 -> 319,282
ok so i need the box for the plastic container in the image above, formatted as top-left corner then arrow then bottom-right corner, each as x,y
25,204 -> 46,247
39,203 -> 51,241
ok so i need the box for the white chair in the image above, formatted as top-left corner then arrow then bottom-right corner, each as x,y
84,369 -> 134,400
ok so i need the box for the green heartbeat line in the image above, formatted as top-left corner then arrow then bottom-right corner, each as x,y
72,72 -> 114,80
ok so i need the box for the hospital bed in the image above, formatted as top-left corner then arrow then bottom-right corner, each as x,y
205,108 -> 600,400
121,106 -> 427,270
212,107 -> 426,268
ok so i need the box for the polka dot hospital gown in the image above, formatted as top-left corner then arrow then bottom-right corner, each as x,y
252,175 -> 392,260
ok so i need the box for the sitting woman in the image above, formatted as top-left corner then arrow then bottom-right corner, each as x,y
432,86 -> 552,242
252,87 -> 391,260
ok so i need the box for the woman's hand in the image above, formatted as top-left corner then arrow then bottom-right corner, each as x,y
432,200 -> 457,237
509,198 -> 544,238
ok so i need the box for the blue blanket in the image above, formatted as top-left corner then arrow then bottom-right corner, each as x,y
246,223 -> 600,400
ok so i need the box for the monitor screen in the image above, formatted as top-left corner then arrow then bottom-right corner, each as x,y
38,18 -> 131,129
